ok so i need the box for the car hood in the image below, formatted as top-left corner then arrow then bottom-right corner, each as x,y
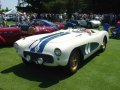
30,31 -> 82,44
18,29 -> 93,46
28,31 -> 81,53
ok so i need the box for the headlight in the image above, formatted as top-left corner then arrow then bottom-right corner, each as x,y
54,48 -> 62,56
13,43 -> 18,48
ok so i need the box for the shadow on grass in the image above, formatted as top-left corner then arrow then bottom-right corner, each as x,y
0,88 -> 4,90
82,51 -> 101,66
1,51 -> 101,88
1,64 -> 71,88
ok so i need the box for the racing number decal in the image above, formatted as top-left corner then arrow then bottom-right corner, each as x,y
85,43 -> 91,55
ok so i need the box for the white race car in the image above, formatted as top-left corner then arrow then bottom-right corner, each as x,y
89,20 -> 101,28
78,19 -> 101,28
14,28 -> 109,74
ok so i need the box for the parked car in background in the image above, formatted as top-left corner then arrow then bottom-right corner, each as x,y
32,19 -> 65,30
89,20 -> 101,28
78,19 -> 101,28
63,20 -> 79,28
14,28 -> 109,74
10,19 -> 65,30
0,27 -> 21,45
0,24 -> 56,45
6,15 -> 17,21
63,19 -> 101,29
53,22 -> 65,29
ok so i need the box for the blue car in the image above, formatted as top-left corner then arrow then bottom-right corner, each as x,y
63,20 -> 79,28
10,19 -> 60,31
32,19 -> 59,30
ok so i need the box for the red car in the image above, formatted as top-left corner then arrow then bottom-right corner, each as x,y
0,26 -> 55,46
54,22 -> 65,29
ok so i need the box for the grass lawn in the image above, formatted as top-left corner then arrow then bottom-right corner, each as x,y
0,39 -> 120,90
7,21 -> 16,25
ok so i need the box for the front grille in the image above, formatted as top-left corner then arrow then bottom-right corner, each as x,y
24,51 -> 54,63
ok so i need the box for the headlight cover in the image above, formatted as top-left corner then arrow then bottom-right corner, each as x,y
54,48 -> 62,56
13,43 -> 18,48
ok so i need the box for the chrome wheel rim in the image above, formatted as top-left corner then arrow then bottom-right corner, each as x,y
70,54 -> 78,72
102,41 -> 106,50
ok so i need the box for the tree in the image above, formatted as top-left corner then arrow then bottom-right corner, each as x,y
25,0 -> 47,13
0,7 -> 10,13
17,0 -> 89,19
85,0 -> 120,14
4,7 -> 9,12
46,0 -> 66,13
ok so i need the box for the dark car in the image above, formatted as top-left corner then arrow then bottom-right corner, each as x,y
63,20 -> 79,28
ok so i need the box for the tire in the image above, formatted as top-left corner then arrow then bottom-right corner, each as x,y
100,37 -> 107,52
66,50 -> 81,75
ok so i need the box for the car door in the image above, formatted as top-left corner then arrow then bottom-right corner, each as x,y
0,28 -> 21,45
79,30 -> 100,59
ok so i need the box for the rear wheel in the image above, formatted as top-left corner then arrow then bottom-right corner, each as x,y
66,50 -> 81,75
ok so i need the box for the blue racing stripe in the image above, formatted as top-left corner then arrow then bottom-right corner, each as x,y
30,32 -> 66,52
38,32 -> 69,53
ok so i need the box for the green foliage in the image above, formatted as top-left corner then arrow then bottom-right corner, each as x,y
84,0 -> 120,13
17,0 -> 89,18
17,0 -> 120,16
0,9 -> 4,13
47,0 -> 66,13
0,7 -> 10,13
18,0 -> 88,14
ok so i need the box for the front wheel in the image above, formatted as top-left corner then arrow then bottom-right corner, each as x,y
100,38 -> 107,52
66,50 -> 81,75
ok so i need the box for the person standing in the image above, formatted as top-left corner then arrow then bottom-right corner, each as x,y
0,13 -> 4,27
103,23 -> 110,32
3,14 -> 7,27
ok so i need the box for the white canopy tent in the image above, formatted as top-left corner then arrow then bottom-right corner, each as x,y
4,8 -> 17,15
